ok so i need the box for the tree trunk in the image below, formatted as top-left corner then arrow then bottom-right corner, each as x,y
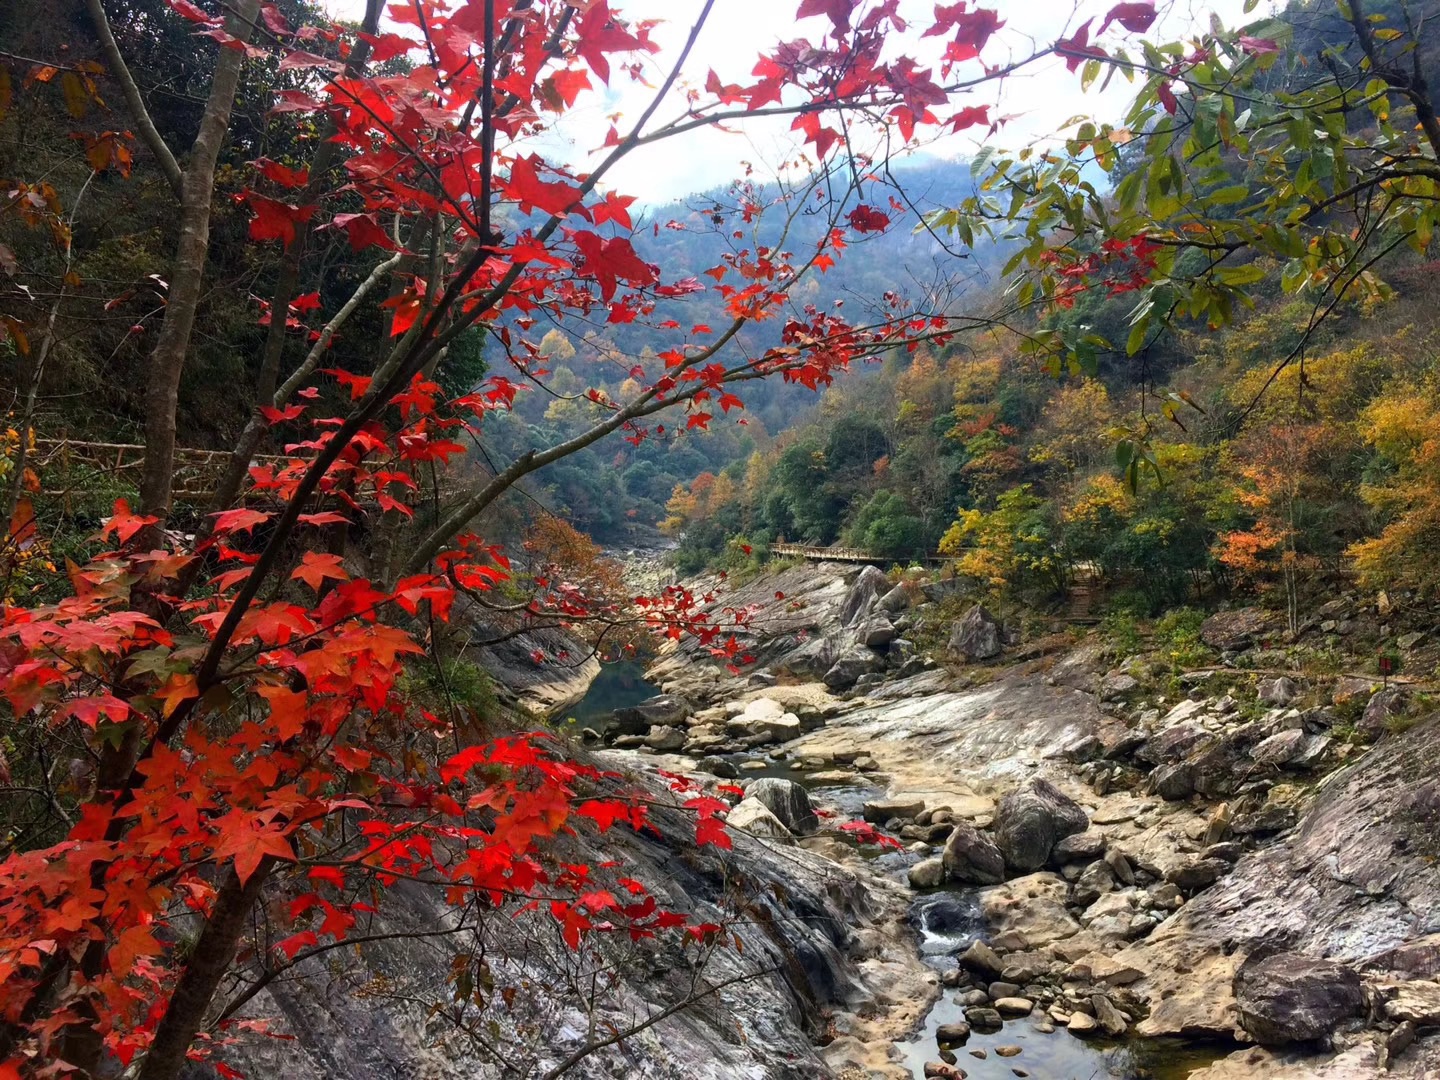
138,0 -> 261,519
134,864 -> 274,1080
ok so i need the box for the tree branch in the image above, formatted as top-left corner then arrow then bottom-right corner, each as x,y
84,0 -> 184,199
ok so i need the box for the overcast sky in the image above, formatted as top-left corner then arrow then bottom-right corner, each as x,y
326,0 -> 1267,204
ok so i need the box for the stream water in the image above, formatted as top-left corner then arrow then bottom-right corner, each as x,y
561,658 -> 656,729
899,890 -> 1231,1080
566,660 -> 1232,1078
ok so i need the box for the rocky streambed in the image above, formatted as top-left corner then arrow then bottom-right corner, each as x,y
215,558 -> 1440,1079
593,560 -> 1440,1078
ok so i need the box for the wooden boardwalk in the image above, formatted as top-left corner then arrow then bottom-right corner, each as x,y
771,542 -> 946,565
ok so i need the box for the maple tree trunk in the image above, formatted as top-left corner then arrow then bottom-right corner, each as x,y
138,0 -> 260,519
135,865 -> 273,1080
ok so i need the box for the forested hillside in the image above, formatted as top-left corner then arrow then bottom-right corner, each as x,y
666,0 -> 1440,624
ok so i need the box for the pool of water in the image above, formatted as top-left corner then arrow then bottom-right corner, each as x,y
562,659 -> 656,729
897,889 -> 1233,1080
897,1003 -> 1230,1080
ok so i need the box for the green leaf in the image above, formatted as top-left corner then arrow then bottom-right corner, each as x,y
1216,264 -> 1268,287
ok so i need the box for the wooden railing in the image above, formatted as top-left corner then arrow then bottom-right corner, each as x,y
29,438 -> 291,504
771,542 -> 946,565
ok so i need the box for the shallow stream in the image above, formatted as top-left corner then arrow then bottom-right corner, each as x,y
899,890 -> 1231,1080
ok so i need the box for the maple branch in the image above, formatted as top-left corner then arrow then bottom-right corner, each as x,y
214,924 -> 469,1025
84,0 -> 184,199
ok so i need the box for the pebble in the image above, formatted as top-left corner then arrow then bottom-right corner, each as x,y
995,1045 -> 1022,1058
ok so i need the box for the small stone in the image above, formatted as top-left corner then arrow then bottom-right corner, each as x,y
922,1062 -> 964,1080
1053,830 -> 1106,863
863,796 -> 926,824
1092,994 -> 1127,1036
1388,1020 -> 1417,1061
995,1045 -> 1023,1058
959,989 -> 989,1007
994,997 -> 1034,1017
936,1020 -> 971,1046
964,1007 -> 1003,1032
1066,1012 -> 1099,1036
969,1049 -> 987,1060
959,940 -> 1005,978
988,982 -> 1021,1000
1104,846 -> 1135,885
909,857 -> 946,890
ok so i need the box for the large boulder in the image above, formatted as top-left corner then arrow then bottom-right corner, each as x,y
839,565 -> 889,628
1118,716 -> 1440,1043
644,725 -> 686,751
948,605 -> 1003,661
993,778 -> 1089,872
1233,952 -> 1364,1046
855,616 -> 898,648
726,797 -> 792,838
610,694 -> 690,735
878,585 -> 911,614
941,821 -> 1007,885
725,698 -> 802,743
822,643 -> 884,690
744,777 -> 819,835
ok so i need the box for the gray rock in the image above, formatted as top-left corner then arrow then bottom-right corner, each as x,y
1257,676 -> 1299,706
879,584 -> 912,614
1072,861 -> 1115,908
1053,830 -> 1106,864
611,694 -> 690,733
1092,994 -> 1128,1036
856,615 -> 899,648
1101,672 -> 1140,701
725,797 -> 792,838
935,1020 -> 971,1046
1201,608 -> 1279,651
744,777 -> 818,834
840,565 -> 889,627
697,756 -> 739,779
822,643 -> 885,690
964,1006 -> 1004,1032
987,981 -> 1021,999
942,821 -> 1007,885
1066,1012 -> 1099,1036
993,778 -> 1090,872
1362,687 -> 1409,738
863,796 -> 926,824
994,997 -> 1034,1017
1165,857 -> 1229,894
1233,952 -> 1363,1046
1137,723 -> 1213,766
1104,846 -> 1135,886
959,940 -> 1005,978
909,857 -> 946,890
949,605 -> 1003,661
1251,728 -> 1331,770
644,724 -> 687,751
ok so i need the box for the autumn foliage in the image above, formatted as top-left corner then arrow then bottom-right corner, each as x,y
0,0 -> 1229,1075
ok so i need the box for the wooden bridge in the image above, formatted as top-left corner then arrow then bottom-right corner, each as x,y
771,541 -> 946,565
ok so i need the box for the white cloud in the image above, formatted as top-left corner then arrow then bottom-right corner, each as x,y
323,0 -> 1268,204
